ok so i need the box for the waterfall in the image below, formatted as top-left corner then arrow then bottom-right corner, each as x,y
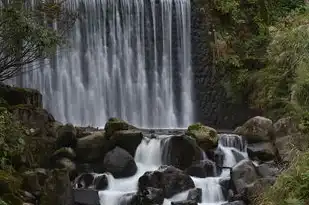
12,0 -> 194,128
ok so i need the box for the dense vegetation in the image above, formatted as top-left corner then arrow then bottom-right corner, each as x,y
202,0 -> 309,204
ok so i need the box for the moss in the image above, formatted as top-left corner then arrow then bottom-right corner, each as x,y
0,170 -> 22,205
187,123 -> 218,150
104,118 -> 136,139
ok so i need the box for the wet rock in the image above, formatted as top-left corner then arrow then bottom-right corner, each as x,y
247,142 -> 276,162
231,150 -> 245,163
171,200 -> 198,205
187,188 -> 202,203
138,165 -> 195,198
186,123 -> 218,151
51,147 -> 76,161
76,131 -> 108,162
104,118 -> 136,139
56,124 -> 77,149
119,193 -> 137,205
103,147 -> 137,178
137,187 -> 164,205
185,159 -> 216,178
162,135 -> 203,170
74,173 -> 95,189
93,175 -> 108,190
231,160 -> 258,194
21,191 -> 36,203
220,178 -> 232,199
110,130 -> 143,157
235,116 -> 274,143
214,148 -> 224,168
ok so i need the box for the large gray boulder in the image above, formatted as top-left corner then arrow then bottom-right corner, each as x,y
138,165 -> 195,198
231,160 -> 258,194
235,116 -> 274,143
56,124 -> 77,149
103,147 -> 137,178
76,131 -> 108,162
162,135 -> 203,170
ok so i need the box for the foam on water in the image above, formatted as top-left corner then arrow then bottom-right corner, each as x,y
97,134 -> 248,205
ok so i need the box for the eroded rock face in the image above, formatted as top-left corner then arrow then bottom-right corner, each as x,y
187,188 -> 202,203
235,116 -> 274,143
186,123 -> 218,151
162,135 -> 203,170
138,166 -> 195,198
103,147 -> 137,178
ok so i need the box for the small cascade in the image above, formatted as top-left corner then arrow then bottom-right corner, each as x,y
94,134 -> 248,205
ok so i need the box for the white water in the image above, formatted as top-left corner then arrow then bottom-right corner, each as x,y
98,134 -> 248,205
10,0 -> 194,129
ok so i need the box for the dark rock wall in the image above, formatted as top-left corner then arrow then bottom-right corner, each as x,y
191,0 -> 260,129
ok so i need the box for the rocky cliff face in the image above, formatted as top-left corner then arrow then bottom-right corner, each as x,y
191,0 -> 260,129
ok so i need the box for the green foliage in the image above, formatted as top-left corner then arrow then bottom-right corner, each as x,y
250,7 -> 309,119
0,108 -> 25,170
0,0 -> 77,81
258,151 -> 309,205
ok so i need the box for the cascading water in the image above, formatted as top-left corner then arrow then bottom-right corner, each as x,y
11,0 -> 194,128
95,134 -> 248,205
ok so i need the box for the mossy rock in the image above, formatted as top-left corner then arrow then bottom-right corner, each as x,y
0,83 -> 42,108
186,123 -> 218,151
56,124 -> 77,149
104,118 -> 136,139
51,147 -> 76,161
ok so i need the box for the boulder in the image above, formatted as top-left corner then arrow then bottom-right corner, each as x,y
186,123 -> 218,150
104,118 -> 136,139
103,147 -> 137,178
235,116 -> 274,143
171,200 -> 198,205
273,117 -> 298,138
220,178 -> 232,199
247,142 -> 276,162
162,135 -> 203,170
74,173 -> 95,189
73,188 -> 100,205
56,124 -> 77,149
187,188 -> 202,203
256,162 -> 280,178
231,160 -> 258,194
93,175 -> 108,190
275,134 -> 306,163
138,166 -> 195,198
0,83 -> 42,107
20,191 -> 36,204
185,159 -> 216,178
76,131 -> 108,162
109,130 -> 143,157
51,147 -> 76,161
41,169 -> 74,205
